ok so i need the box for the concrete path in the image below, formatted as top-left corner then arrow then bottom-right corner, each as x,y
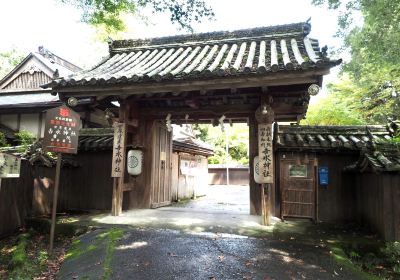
90,185 -> 271,236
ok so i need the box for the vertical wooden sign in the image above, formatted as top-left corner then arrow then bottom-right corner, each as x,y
258,124 -> 273,184
111,122 -> 126,178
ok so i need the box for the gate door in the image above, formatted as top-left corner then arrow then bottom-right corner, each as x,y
151,122 -> 172,208
280,158 -> 316,220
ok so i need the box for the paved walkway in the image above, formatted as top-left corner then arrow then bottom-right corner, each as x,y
90,185 -> 272,236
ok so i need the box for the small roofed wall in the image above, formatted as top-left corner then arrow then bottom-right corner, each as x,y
275,151 -> 359,222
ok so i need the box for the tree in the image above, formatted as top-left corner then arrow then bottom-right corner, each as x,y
193,123 -> 249,165
0,48 -> 25,80
311,0 -> 400,123
59,0 -> 214,33
302,76 -> 365,125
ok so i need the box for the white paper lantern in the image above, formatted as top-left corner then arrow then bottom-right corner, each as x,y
127,150 -> 143,176
254,156 -> 262,184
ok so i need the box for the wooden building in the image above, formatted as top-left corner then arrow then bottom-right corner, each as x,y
44,22 -> 340,219
0,47 -> 107,142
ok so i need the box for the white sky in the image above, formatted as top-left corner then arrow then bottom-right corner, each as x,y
0,0 -> 344,99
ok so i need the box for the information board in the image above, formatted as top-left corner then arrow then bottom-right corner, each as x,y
0,153 -> 21,178
43,105 -> 80,154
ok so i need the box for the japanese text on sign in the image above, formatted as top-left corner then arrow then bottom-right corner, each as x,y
258,124 -> 273,184
111,123 -> 126,178
0,153 -> 21,178
43,105 -> 80,154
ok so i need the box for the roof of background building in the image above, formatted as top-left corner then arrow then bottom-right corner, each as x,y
0,47 -> 81,89
78,127 -> 214,156
46,22 -> 341,89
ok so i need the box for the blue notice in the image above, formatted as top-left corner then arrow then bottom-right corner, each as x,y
319,166 -> 329,186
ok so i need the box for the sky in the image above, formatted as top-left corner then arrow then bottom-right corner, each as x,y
0,0 -> 344,98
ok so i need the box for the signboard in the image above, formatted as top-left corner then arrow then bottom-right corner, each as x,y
319,166 -> 329,186
43,105 -> 80,154
111,122 -> 126,178
257,124 -> 273,184
0,153 -> 21,178
180,159 -> 198,176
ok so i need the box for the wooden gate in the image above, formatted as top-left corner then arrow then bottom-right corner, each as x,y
150,122 -> 172,208
280,157 -> 317,220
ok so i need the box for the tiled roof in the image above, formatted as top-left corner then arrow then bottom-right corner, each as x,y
47,22 -> 340,88
275,124 -> 393,150
346,143 -> 400,172
0,93 -> 59,107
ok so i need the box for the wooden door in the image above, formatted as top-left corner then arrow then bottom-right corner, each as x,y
150,122 -> 172,208
280,158 -> 316,220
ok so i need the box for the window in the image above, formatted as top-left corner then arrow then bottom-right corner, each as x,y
289,164 -> 307,177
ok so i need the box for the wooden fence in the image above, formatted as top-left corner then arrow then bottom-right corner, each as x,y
208,167 -> 249,185
0,160 -> 33,237
355,173 -> 400,241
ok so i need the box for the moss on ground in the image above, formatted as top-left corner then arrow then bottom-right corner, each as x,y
103,228 -> 124,280
62,227 -> 124,280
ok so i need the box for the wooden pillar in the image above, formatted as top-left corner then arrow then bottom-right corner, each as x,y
249,117 -> 262,215
255,103 -> 274,225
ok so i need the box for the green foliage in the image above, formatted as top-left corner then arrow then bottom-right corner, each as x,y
311,0 -> 400,123
59,0 -> 214,33
302,78 -> 365,125
381,242 -> 400,274
0,132 -> 9,147
15,130 -> 35,153
194,124 -> 249,165
0,48 -> 25,80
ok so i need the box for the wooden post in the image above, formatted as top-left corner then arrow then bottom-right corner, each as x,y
255,102 -> 274,226
249,117 -> 261,215
49,153 -> 62,254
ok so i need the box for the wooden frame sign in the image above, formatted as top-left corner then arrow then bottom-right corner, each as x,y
43,105 -> 80,154
111,122 -> 126,177
0,153 -> 21,178
258,124 -> 273,184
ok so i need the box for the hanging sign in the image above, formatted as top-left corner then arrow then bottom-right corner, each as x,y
111,122 -> 126,178
43,105 -> 81,154
258,124 -> 273,184
0,153 -> 21,178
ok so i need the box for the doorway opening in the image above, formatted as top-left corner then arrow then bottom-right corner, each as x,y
168,122 -> 250,216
